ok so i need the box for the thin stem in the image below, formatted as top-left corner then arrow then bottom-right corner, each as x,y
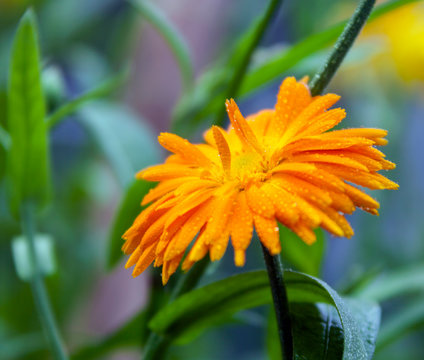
261,245 -> 293,360
309,0 -> 376,96
21,203 -> 68,360
143,257 -> 210,360
214,0 -> 284,127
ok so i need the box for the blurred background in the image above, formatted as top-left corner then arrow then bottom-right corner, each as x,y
0,0 -> 423,359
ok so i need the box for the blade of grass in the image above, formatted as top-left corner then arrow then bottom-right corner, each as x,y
130,0 -> 194,92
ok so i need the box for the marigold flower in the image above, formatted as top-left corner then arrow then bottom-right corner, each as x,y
122,77 -> 398,284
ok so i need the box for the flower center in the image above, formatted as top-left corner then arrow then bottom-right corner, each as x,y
231,151 -> 271,188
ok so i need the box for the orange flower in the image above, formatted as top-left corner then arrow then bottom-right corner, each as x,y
122,77 -> 398,284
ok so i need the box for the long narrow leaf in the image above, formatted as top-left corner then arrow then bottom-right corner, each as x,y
7,9 -> 50,217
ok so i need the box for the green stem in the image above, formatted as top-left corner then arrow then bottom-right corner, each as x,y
142,257 -> 210,360
309,0 -> 376,96
214,0 -> 284,127
21,203 -> 68,360
261,245 -> 293,360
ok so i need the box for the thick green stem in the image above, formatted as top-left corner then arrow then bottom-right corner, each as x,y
21,203 -> 68,360
262,245 -> 293,360
142,257 -> 210,360
309,0 -> 376,96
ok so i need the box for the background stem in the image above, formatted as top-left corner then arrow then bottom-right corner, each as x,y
21,203 -> 68,360
262,245 -> 293,360
309,0 -> 376,96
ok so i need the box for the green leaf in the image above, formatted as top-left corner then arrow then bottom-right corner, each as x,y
149,270 -> 380,359
150,271 -> 270,344
267,303 -> 344,360
11,234 -> 56,281
77,101 -> 160,187
106,179 -> 156,269
287,272 -> 380,360
7,9 -> 50,217
352,264 -> 424,302
46,68 -> 129,129
292,302 -> 344,360
280,225 -> 326,277
376,299 -> 424,351
130,0 -> 194,92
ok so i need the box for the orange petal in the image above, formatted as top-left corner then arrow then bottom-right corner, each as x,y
246,185 -> 274,218
271,174 -> 332,208
328,191 -> 356,214
254,215 -> 281,255
273,77 -> 312,136
162,252 -> 184,285
156,208 -> 196,255
158,132 -> 212,168
164,188 -> 214,228
290,222 -> 317,245
261,182 -> 300,226
174,179 -> 218,197
130,242 -> 157,277
269,181 -> 321,227
210,229 -> 231,261
212,126 -> 232,177
343,183 -> 380,210
138,164 -> 201,181
291,153 -> 369,171
226,99 -> 263,154
316,163 -> 398,190
230,192 -> 254,266
202,189 -> 237,245
300,108 -> 346,136
164,200 -> 213,261
280,93 -> 340,143
184,227 -> 210,267
142,177 -> 192,205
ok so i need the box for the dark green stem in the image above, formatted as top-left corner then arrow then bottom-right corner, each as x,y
214,0 -> 284,127
21,203 -> 68,360
309,0 -> 376,96
261,245 -> 293,360
143,257 -> 210,360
